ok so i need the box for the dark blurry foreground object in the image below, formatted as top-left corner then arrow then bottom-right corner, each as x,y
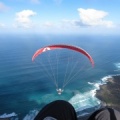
34,100 -> 120,120
34,100 -> 77,120
88,107 -> 120,120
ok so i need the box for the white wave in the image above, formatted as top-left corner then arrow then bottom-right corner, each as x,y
88,82 -> 94,85
77,112 -> 89,117
0,110 -> 38,120
88,82 -> 102,90
69,90 -> 100,111
114,63 -> 120,69
0,112 -> 17,118
101,75 -> 112,82
88,75 -> 113,97
114,62 -> 120,71
23,110 -> 39,120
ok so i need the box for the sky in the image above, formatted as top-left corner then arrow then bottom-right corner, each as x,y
0,0 -> 120,34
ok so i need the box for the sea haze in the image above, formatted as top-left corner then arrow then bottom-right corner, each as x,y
0,34 -> 120,119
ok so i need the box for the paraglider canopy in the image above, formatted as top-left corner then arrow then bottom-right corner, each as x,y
32,44 -> 94,67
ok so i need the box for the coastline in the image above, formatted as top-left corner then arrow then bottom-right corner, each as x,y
96,75 -> 120,111
78,74 -> 120,120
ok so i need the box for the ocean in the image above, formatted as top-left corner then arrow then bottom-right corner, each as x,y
0,34 -> 120,119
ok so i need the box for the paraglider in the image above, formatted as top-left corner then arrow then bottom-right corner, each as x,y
56,88 -> 64,95
32,44 -> 94,94
32,44 -> 94,66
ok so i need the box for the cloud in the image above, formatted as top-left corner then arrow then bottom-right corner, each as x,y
15,10 -> 36,28
60,8 -> 114,31
77,8 -> 114,28
0,2 -> 9,12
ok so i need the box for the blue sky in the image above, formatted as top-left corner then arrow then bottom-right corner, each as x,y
0,0 -> 120,34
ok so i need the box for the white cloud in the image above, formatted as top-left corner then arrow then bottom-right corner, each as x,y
60,8 -> 115,32
77,8 -> 114,28
15,10 -> 37,28
0,2 -> 9,12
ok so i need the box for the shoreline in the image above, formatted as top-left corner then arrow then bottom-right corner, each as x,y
78,74 -> 120,120
96,75 -> 120,111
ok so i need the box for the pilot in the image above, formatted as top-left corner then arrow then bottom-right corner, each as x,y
56,88 -> 64,95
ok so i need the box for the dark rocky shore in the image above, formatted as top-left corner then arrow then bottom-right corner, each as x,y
78,75 -> 120,120
96,75 -> 120,111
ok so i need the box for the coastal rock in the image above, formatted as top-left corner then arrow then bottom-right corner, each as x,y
96,75 -> 120,111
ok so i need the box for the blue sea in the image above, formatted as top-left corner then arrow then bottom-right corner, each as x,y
0,34 -> 120,119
